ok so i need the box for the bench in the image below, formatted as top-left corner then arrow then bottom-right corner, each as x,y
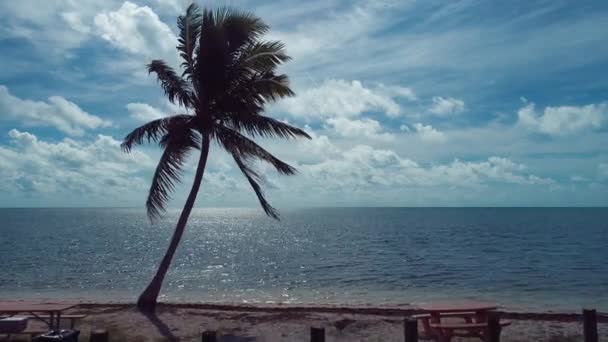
428,321 -> 511,341
413,312 -> 477,319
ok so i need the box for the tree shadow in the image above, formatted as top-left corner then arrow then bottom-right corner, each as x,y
141,311 -> 180,342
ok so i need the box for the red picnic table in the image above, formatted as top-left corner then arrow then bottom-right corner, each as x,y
415,301 -> 510,342
0,303 -> 75,330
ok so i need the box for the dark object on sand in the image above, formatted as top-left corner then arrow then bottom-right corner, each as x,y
33,329 -> 80,342
310,327 -> 325,342
202,330 -> 217,342
0,316 -> 28,333
404,317 -> 418,342
485,312 -> 501,342
89,329 -> 108,342
583,309 -> 598,342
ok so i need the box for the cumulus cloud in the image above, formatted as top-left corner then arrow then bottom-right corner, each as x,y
94,2 -> 177,63
126,102 -> 165,122
0,129 -> 152,196
293,127 -> 340,162
412,123 -> 447,143
429,96 -> 465,116
0,85 -> 110,136
278,79 -> 415,120
0,0 -> 110,54
301,145 -> 552,190
325,117 -> 394,141
517,102 -> 606,135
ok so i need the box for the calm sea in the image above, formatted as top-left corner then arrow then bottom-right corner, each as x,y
1,208 -> 606,311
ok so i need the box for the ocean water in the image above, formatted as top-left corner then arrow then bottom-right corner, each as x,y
0,207 -> 607,312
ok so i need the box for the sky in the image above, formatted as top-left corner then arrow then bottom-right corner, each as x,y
0,0 -> 607,209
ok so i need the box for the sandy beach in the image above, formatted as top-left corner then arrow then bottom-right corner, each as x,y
6,303 -> 606,341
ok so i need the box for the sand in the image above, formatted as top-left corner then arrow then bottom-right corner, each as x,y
9,303 -> 606,341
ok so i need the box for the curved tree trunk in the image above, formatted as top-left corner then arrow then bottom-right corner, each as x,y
137,133 -> 211,313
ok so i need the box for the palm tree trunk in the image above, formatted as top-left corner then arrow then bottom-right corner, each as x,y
136,133 -> 211,313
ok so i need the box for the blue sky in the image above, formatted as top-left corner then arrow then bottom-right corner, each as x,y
0,0 -> 607,208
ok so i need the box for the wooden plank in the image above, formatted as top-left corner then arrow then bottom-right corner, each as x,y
431,322 -> 486,329
35,315 -> 86,319
583,309 -> 598,342
417,301 -> 497,313
404,318 -> 418,342
0,303 -> 75,312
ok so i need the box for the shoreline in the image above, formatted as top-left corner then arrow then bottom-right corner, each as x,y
6,300 -> 607,322
4,302 -> 606,341
79,303 -> 608,322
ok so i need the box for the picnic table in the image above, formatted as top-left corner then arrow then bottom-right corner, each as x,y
0,303 -> 75,330
415,301 -> 509,342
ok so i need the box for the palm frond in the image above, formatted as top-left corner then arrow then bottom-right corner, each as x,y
238,41 -> 290,73
218,8 -> 269,55
216,125 -> 296,174
177,3 -> 202,80
148,60 -> 194,107
223,114 -> 311,139
121,115 -> 194,152
232,154 -> 279,220
146,121 -> 201,220
213,70 -> 303,139
253,72 -> 295,101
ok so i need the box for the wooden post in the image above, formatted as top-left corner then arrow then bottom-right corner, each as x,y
485,311 -> 501,342
202,330 -> 217,342
89,329 -> 109,342
310,327 -> 325,342
404,317 -> 418,342
583,309 -> 598,342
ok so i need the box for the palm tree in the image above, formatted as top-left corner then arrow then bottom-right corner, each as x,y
121,4 -> 310,313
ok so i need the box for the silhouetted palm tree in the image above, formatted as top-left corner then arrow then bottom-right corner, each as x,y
121,4 -> 310,313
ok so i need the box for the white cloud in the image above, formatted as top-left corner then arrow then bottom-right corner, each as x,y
517,102 -> 607,136
268,0 -> 413,67
279,79 -> 415,120
412,123 -> 447,143
300,144 -> 552,190
61,12 -> 92,34
127,103 -> 165,122
0,85 -> 111,136
294,127 -> 340,162
0,129 -> 152,197
570,175 -> 589,182
429,96 -> 465,116
325,117 -> 394,141
0,1 -> 109,55
94,2 -> 177,63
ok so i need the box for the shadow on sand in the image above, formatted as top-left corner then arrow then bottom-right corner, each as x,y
141,311 -> 180,341
141,311 -> 257,341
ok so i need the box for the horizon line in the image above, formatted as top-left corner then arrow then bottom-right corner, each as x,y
0,206 -> 606,209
